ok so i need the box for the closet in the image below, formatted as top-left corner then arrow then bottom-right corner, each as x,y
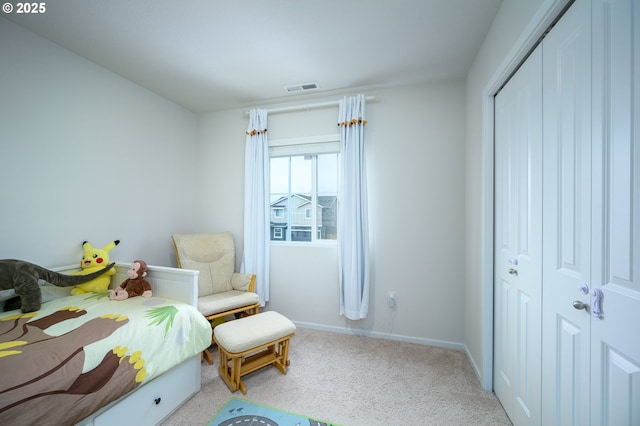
493,1 -> 639,425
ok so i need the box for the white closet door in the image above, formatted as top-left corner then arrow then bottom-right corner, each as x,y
590,1 -> 640,424
493,44 -> 543,426
541,0 -> 592,424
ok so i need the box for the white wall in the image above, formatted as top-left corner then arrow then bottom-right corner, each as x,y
464,0 -> 569,388
0,18 -> 199,267
199,80 -> 467,347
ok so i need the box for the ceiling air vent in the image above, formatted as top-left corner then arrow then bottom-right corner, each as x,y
283,82 -> 320,93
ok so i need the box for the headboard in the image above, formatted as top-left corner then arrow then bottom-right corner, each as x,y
51,262 -> 200,307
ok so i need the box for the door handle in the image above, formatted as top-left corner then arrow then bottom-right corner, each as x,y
591,288 -> 603,318
573,300 -> 588,310
508,268 -> 518,275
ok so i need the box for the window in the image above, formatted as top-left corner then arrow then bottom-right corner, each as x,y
269,135 -> 339,243
273,227 -> 283,239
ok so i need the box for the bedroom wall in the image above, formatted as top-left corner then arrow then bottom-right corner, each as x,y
0,17 -> 199,267
198,80 -> 467,347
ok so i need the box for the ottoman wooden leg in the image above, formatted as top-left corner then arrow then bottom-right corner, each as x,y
218,348 -> 239,393
232,356 -> 244,394
273,340 -> 289,375
282,339 -> 290,365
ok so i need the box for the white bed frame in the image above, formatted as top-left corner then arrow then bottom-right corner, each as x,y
48,263 -> 202,426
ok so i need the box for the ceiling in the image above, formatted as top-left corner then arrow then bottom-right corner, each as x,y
6,0 -> 503,113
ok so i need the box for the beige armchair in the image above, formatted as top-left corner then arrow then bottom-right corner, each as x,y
172,232 -> 260,364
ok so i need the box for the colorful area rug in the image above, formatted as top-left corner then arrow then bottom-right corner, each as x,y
208,397 -> 340,426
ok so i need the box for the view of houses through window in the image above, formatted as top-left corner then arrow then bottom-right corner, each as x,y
270,153 -> 338,242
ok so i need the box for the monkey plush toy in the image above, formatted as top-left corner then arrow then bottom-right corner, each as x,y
109,260 -> 152,301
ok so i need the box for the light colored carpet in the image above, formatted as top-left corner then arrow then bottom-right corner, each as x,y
161,327 -> 511,426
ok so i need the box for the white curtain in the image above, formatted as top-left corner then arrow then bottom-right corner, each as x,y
241,109 -> 270,305
338,94 -> 370,320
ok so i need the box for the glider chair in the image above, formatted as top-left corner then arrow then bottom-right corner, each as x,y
172,232 -> 260,365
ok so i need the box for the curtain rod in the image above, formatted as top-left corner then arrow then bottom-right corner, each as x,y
243,95 -> 376,117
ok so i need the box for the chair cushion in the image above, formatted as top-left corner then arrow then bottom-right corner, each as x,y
230,272 -> 253,291
181,256 -> 234,296
172,232 -> 236,296
198,290 -> 259,317
214,311 -> 296,353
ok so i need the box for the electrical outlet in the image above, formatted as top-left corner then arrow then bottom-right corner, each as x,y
388,291 -> 396,308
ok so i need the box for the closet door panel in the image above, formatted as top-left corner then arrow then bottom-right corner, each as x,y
590,1 -> 640,424
541,0 -> 592,424
494,45 -> 542,426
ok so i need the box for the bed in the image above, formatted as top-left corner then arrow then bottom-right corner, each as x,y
0,262 -> 211,426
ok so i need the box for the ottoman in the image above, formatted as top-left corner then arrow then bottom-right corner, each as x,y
214,311 -> 296,394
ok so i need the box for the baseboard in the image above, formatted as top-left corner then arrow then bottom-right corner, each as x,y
464,344 -> 488,390
293,321 -> 465,351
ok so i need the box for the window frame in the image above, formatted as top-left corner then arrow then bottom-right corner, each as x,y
269,134 -> 340,246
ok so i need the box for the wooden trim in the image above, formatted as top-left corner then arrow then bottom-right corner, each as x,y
171,238 -> 182,268
201,349 -> 213,365
247,274 -> 256,293
203,302 -> 261,322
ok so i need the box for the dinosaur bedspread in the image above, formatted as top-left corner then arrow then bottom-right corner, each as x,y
0,292 -> 211,425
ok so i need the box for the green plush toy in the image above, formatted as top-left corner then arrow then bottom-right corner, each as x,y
70,240 -> 119,294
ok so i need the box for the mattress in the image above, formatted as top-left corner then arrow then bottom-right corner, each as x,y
0,292 -> 211,425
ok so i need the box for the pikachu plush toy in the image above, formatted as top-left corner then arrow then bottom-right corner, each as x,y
70,240 -> 119,294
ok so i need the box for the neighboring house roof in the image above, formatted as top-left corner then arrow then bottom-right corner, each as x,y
271,194 -> 327,209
